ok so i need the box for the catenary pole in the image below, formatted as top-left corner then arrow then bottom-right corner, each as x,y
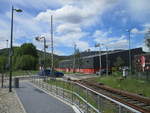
99,44 -> 102,76
127,29 -> 132,75
73,43 -> 77,73
51,15 -> 54,76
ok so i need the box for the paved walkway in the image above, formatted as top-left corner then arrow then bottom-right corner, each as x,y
15,82 -> 75,113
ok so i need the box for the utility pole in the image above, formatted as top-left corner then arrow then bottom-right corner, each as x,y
127,29 -> 132,75
106,46 -> 109,76
95,43 -> 101,76
99,45 -> 102,76
51,15 -> 54,76
73,43 -> 77,73
44,38 -> 46,70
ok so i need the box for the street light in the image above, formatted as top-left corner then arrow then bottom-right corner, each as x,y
126,29 -> 132,75
95,43 -> 102,76
35,36 -> 47,72
9,6 -> 22,92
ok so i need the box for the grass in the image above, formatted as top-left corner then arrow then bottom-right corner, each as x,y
5,70 -> 39,76
46,79 -> 119,113
47,79 -> 98,108
93,75 -> 150,97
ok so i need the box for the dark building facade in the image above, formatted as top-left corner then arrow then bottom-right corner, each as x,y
56,48 -> 144,74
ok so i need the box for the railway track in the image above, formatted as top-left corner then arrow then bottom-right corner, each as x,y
75,80 -> 150,113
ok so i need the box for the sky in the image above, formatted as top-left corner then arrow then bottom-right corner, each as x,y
0,0 -> 150,55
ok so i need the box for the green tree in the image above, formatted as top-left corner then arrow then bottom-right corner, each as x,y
14,43 -> 38,70
16,55 -> 37,70
20,43 -> 38,57
0,56 -> 7,73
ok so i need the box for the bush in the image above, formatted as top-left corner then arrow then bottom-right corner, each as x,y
15,55 -> 37,70
0,56 -> 7,72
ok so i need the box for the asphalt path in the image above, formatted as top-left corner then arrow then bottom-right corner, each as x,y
15,82 -> 75,113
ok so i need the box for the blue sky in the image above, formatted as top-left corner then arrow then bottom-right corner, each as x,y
0,0 -> 150,55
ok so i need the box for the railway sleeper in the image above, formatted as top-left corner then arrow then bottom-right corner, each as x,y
129,100 -> 143,104
136,103 -> 148,107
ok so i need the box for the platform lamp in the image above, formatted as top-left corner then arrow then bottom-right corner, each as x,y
35,36 -> 48,73
9,6 -> 23,92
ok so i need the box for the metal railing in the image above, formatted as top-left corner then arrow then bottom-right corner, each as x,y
30,76 -> 141,113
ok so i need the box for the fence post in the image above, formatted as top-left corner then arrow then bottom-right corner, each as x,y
1,73 -> 4,88
63,80 -> 64,99
86,88 -> 89,113
119,105 -> 121,113
71,82 -> 73,104
97,95 -> 100,112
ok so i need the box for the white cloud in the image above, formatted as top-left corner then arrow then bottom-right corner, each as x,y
93,30 -> 128,50
56,23 -> 81,34
54,31 -> 89,48
34,0 -> 116,54
131,23 -> 150,34
0,0 -> 118,55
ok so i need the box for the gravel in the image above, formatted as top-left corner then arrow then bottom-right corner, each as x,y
0,88 -> 26,113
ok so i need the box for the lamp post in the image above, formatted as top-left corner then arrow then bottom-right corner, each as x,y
95,43 -> 102,76
51,15 -> 54,76
9,6 -> 22,92
126,29 -> 132,75
35,36 -> 47,72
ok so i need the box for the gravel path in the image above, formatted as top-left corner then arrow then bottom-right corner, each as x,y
0,88 -> 26,113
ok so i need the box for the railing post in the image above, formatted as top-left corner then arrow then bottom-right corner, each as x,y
46,76 -> 48,90
86,89 -> 89,113
97,95 -> 100,112
50,78 -> 53,93
63,80 -> 64,99
78,86 -> 80,106
55,79 -> 58,95
48,77 -> 50,91
71,82 -> 73,104
38,76 -> 40,86
119,105 -> 121,113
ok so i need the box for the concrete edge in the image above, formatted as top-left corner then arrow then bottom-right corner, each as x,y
14,89 -> 27,113
29,82 -> 83,113
72,106 -> 83,113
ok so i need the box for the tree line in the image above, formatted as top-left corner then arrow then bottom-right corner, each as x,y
0,43 -> 59,72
